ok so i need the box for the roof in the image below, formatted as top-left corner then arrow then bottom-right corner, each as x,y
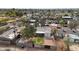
0,33 -> 15,40
30,19 -> 36,22
36,31 -> 45,34
62,16 -> 72,19
0,36 -> 11,41
49,24 -> 58,27
30,23 -> 35,25
36,27 -> 51,34
0,29 -> 16,40
68,34 -> 79,39
8,33 -> 15,39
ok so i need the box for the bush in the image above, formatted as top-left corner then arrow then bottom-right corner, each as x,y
21,26 -> 36,38
33,37 -> 44,45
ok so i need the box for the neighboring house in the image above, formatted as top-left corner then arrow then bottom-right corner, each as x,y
0,36 -> 11,44
27,14 -> 32,17
68,34 -> 79,42
49,23 -> 61,29
0,29 -> 19,44
62,16 -> 72,24
36,27 -> 51,38
0,33 -> 15,45
29,19 -> 36,26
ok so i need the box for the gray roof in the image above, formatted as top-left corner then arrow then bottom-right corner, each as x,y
62,16 -> 72,19
36,26 -> 51,34
0,36 -> 11,41
68,34 -> 79,39
0,29 -> 16,40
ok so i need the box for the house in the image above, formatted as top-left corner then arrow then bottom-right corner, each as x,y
62,16 -> 72,24
0,36 -> 11,44
36,27 -> 51,38
29,19 -> 36,26
0,33 -> 15,45
33,38 -> 66,50
0,29 -> 19,44
68,34 -> 79,43
49,23 -> 61,29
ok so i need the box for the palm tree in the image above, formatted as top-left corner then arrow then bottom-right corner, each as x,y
52,28 -> 58,40
65,38 -> 70,51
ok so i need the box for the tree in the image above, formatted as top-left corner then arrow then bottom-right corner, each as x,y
21,26 -> 36,39
21,17 -> 36,39
68,21 -> 78,30
64,37 -> 70,51
59,19 -> 65,27
52,28 -> 58,40
5,9 -> 16,17
5,9 -> 23,17
16,11 -> 23,17
20,17 -> 27,26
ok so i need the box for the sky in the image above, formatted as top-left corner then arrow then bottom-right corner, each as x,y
0,0 -> 78,8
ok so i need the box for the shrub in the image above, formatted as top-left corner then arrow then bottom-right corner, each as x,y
33,37 -> 44,45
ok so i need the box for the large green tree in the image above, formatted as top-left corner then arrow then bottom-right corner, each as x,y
21,26 -> 36,39
21,17 -> 36,39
